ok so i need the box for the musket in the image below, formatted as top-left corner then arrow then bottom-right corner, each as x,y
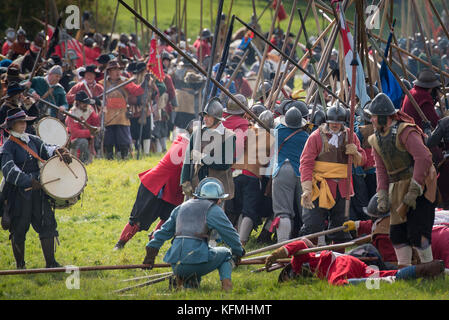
93,77 -> 136,100
23,47 -> 43,96
117,0 -> 271,131
29,95 -> 99,134
137,74 -> 152,159
99,69 -> 108,158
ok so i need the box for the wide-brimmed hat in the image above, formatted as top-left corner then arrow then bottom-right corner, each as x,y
105,60 -> 122,71
96,53 -> 114,65
2,82 -> 25,99
0,108 -> 36,129
75,90 -> 95,105
6,64 -> 25,81
79,64 -> 101,78
413,69 -> 442,89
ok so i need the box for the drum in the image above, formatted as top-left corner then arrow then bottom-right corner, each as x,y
40,155 -> 88,209
36,116 -> 69,147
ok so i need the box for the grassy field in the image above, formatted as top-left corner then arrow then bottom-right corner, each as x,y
0,151 -> 448,300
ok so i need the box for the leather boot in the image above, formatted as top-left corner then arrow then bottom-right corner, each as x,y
113,240 -> 126,251
415,260 -> 445,278
221,278 -> 233,292
40,238 -> 61,268
119,145 -> 129,159
11,239 -> 25,269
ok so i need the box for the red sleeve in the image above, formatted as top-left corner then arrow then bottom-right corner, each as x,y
284,240 -> 309,256
87,111 -> 100,127
400,127 -> 433,186
350,131 -> 366,167
125,81 -> 144,96
300,130 -> 322,182
65,117 -> 91,139
357,220 -> 373,236
66,84 -> 79,105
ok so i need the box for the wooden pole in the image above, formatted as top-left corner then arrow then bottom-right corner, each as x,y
313,0 -> 449,79
368,37 -> 433,129
118,1 -> 271,131
411,0 -> 432,63
266,0 -> 298,107
244,226 -> 348,258
251,0 -> 282,101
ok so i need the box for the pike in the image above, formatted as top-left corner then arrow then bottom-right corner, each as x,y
201,0 -> 225,110
244,225 -> 348,258
234,16 -> 351,110
313,0 -> 449,79
114,273 -> 174,294
367,36 -> 433,130
297,6 -> 327,113
0,263 -> 172,276
250,0 -> 282,102
344,3 -> 358,219
117,0 -> 271,131
266,0 -> 298,108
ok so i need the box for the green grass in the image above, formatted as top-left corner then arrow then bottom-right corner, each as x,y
0,151 -> 449,300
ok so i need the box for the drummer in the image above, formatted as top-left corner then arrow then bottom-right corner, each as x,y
0,108 -> 72,269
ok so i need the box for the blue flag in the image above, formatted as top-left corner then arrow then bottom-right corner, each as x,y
379,30 -> 403,109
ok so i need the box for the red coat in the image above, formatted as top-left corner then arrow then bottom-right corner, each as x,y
431,224 -> 449,268
66,81 -> 104,105
65,106 -> 100,141
285,240 -> 398,286
138,134 -> 189,206
300,127 -> 366,199
358,220 -> 397,263
401,86 -> 440,130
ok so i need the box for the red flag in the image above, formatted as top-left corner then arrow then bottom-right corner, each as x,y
147,37 -> 165,82
46,25 -> 100,67
272,0 -> 288,21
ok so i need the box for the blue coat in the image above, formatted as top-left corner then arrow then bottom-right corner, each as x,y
271,123 -> 309,178
147,201 -> 243,264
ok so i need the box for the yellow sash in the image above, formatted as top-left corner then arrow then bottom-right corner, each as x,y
311,161 -> 348,209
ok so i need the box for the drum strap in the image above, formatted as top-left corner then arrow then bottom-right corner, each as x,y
8,134 -> 46,164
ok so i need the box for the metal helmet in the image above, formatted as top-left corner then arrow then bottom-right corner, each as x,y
193,177 -> 229,200
255,81 -> 272,101
311,108 -> 326,127
284,107 -> 306,129
287,100 -> 309,119
363,193 -> 390,218
224,94 -> 247,115
401,78 -> 412,91
250,104 -> 267,118
5,28 -> 15,40
279,99 -> 293,115
258,110 -> 274,129
16,26 -> 26,37
365,84 -> 380,99
83,36 -> 94,48
119,33 -> 129,44
326,102 -> 347,124
366,93 -> 397,116
201,97 -> 224,121
201,28 -> 212,40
